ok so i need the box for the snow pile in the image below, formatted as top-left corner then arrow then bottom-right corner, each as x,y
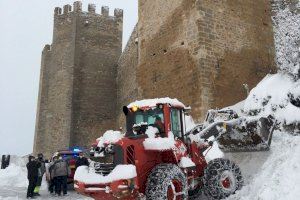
0,163 -> 28,187
143,132 -> 176,151
74,165 -> 137,184
227,132 -> 300,200
179,157 -> 195,168
128,97 -> 186,108
97,130 -> 124,148
243,73 -> 300,125
272,0 -> 300,78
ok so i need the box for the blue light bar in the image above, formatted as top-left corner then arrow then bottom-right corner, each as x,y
73,148 -> 81,152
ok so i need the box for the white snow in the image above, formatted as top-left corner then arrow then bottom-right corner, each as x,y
96,130 -> 124,148
179,157 -> 196,168
204,141 -> 225,162
226,131 -> 300,200
145,126 -> 159,138
185,115 -> 197,132
143,132 -> 176,151
0,163 -> 28,188
127,97 -> 186,109
243,73 -> 300,125
272,0 -> 300,78
74,165 -> 137,185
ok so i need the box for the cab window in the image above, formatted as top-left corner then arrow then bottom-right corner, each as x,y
170,109 -> 182,138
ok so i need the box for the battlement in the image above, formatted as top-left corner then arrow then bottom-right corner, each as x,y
43,44 -> 51,52
54,1 -> 123,19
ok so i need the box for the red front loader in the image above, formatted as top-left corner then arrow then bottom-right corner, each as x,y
75,98 -> 274,199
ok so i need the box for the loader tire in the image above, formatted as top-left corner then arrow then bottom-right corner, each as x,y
146,164 -> 188,200
204,158 -> 243,199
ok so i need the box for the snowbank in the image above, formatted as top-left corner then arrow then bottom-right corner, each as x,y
97,130 -> 124,148
243,73 -> 300,125
0,163 -> 28,188
74,165 -> 137,184
128,97 -> 186,109
226,132 -> 300,200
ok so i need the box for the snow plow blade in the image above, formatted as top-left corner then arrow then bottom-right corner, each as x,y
217,117 -> 276,152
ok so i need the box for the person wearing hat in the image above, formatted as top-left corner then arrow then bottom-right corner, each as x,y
26,155 -> 41,199
33,153 -> 46,196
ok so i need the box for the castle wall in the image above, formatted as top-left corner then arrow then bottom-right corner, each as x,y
116,25 -> 139,127
136,0 -> 276,122
71,6 -> 123,146
34,2 -> 123,157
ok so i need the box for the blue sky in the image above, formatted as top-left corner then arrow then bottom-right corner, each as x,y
0,0 -> 138,156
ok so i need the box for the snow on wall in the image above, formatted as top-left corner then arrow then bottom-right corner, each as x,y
243,73 -> 300,125
272,0 -> 300,78
74,165 -> 137,184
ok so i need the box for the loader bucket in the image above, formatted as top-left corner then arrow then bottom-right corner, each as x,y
217,117 -> 276,152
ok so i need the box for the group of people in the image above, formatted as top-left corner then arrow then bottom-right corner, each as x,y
26,151 -> 89,199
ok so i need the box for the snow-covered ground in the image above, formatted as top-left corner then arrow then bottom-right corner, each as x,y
0,156 -> 91,200
225,131 -> 300,200
1,131 -> 299,200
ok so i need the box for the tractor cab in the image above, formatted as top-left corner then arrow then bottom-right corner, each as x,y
123,100 -> 188,142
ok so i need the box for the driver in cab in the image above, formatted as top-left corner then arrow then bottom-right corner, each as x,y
154,116 -> 165,137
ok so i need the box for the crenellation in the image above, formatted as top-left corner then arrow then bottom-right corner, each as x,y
34,1 -> 123,157
54,7 -> 62,15
43,44 -> 51,52
88,4 -> 96,14
73,1 -> 82,12
63,4 -> 72,14
114,8 -> 123,18
101,6 -> 109,16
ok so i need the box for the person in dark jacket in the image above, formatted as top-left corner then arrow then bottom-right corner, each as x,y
75,152 -> 89,169
26,155 -> 41,199
47,156 -> 58,194
33,153 -> 46,196
52,156 -> 70,196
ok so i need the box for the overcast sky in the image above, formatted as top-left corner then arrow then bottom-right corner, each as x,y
0,0 -> 138,156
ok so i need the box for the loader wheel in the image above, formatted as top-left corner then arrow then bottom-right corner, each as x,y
204,158 -> 243,199
146,164 -> 188,200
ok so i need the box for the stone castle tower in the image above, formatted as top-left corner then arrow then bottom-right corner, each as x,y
34,0 -> 276,156
33,1 -> 123,156
117,0 -> 276,124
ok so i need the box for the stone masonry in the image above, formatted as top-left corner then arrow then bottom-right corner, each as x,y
34,0 -> 276,156
33,2 -> 123,157
117,0 -> 276,124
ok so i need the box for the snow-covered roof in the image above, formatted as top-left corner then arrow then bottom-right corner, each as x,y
127,97 -> 186,109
